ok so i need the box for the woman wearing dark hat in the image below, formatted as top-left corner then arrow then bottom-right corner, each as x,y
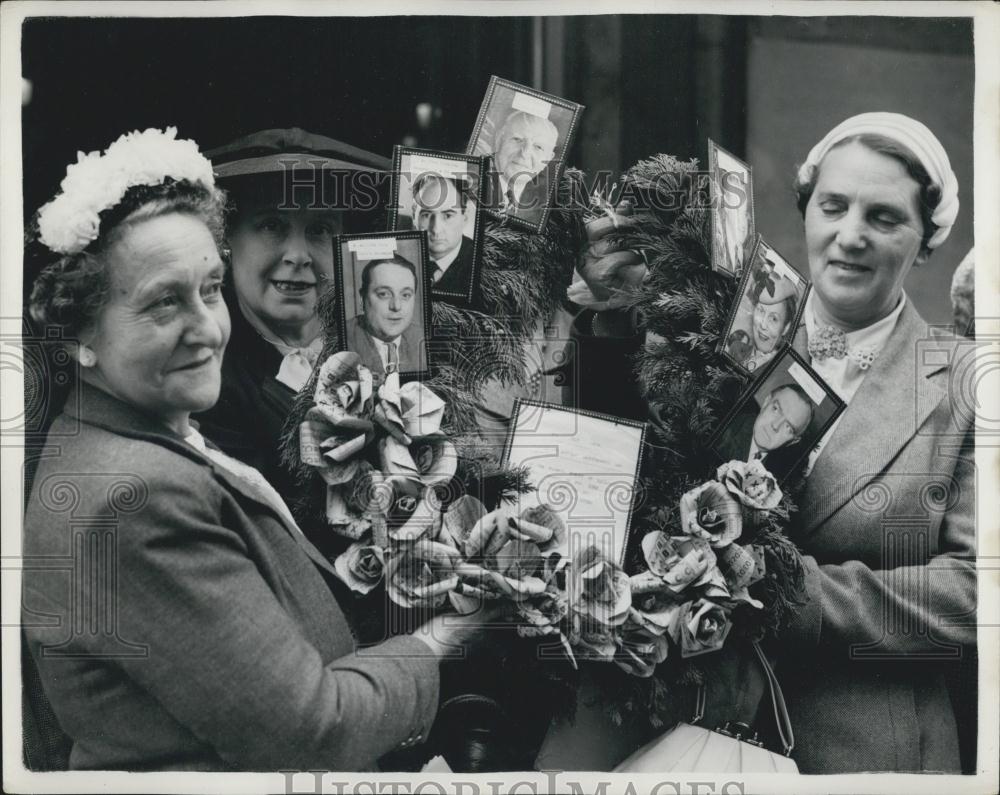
194,128 -> 389,520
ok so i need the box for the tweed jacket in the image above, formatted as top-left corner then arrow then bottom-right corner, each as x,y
22,383 -> 440,771
776,301 -> 976,773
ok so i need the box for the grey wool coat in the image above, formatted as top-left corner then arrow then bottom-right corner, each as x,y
779,301 -> 976,773
22,383 -> 440,771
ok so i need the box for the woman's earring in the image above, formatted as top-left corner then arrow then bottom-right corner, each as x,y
78,346 -> 96,367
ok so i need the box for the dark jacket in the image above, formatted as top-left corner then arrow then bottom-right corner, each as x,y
22,383 -> 439,771
432,236 -> 475,299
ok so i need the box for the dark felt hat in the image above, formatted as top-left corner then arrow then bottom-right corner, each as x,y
206,127 -> 390,179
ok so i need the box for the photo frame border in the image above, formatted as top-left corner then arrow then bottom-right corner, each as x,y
717,234 -> 811,378
708,138 -> 757,279
388,145 -> 488,307
331,229 -> 433,380
707,347 -> 847,484
500,399 -> 648,567
466,75 -> 584,234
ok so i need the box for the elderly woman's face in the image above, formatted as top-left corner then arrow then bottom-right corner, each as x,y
804,142 -> 927,328
227,194 -> 341,338
85,213 -> 230,432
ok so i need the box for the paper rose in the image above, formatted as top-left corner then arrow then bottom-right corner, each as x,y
373,378 -> 445,444
678,599 -> 732,658
567,545 -> 631,631
614,616 -> 670,677
382,478 -> 436,542
716,460 -> 783,511
627,597 -> 683,638
385,539 -> 462,609
679,481 -> 743,548
449,537 -> 548,613
639,531 -> 717,594
516,591 -> 576,666
300,352 -> 376,486
323,461 -> 383,539
333,541 -> 385,595
379,435 -> 458,488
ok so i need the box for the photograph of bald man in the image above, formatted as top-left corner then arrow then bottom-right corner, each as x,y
710,350 -> 844,483
492,110 -> 558,223
467,78 -> 583,231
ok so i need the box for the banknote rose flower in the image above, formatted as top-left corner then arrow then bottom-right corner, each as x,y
614,615 -> 670,677
333,540 -> 386,595
299,352 -> 376,487
678,598 -> 732,658
716,460 -> 783,511
567,545 -> 631,631
639,531 -> 717,594
385,539 -> 461,609
627,595 -> 683,638
373,377 -> 446,444
679,481 -> 743,548
450,537 -> 548,613
378,435 -> 458,488
381,477 -> 438,542
516,590 -> 576,666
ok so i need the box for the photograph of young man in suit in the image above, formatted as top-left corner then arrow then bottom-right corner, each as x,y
411,173 -> 474,293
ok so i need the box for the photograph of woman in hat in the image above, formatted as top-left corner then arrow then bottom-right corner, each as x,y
721,239 -> 808,375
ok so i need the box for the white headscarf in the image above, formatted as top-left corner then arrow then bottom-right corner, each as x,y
798,112 -> 959,249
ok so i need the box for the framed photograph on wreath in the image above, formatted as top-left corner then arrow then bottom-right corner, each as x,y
708,139 -> 756,278
466,75 -> 584,233
708,348 -> 845,484
388,146 -> 487,307
500,400 -> 646,567
718,235 -> 810,377
332,230 -> 432,379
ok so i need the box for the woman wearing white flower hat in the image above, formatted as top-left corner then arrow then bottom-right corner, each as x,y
577,113 -> 975,773
23,129 -> 493,771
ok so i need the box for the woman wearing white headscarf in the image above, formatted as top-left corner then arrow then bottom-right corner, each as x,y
576,113 -> 975,773
763,112 -> 975,773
